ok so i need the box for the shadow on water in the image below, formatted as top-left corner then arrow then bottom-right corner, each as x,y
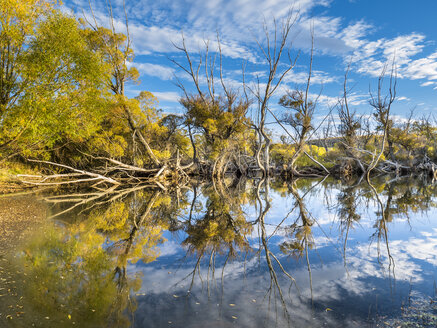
2,175 -> 437,327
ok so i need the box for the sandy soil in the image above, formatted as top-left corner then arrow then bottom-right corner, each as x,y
0,195 -> 47,252
0,195 -> 48,326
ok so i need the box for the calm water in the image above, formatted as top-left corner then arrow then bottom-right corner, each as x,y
1,177 -> 437,327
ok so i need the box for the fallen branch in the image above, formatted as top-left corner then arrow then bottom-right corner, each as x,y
20,159 -> 120,186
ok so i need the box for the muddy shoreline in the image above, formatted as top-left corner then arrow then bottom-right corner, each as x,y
0,195 -> 47,252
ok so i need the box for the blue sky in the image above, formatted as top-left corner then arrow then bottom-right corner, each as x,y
64,0 -> 437,135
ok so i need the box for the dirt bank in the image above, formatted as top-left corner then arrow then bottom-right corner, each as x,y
0,195 -> 47,252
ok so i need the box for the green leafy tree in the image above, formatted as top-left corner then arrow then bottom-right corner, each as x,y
0,1 -> 110,159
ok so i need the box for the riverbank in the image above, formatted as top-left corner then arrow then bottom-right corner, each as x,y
0,162 -> 40,194
0,195 -> 47,251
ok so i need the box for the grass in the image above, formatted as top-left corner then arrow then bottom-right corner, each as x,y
0,161 -> 39,193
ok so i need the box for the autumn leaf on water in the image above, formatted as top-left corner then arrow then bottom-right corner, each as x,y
229,304 -> 235,307
325,308 -> 333,312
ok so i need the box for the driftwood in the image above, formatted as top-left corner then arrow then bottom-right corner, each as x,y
18,160 -> 120,186
17,152 -> 195,189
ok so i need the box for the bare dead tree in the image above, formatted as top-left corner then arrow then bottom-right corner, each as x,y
367,64 -> 397,180
243,12 -> 299,177
275,28 -> 330,176
337,64 -> 365,174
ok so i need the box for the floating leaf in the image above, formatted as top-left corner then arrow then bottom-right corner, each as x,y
325,308 -> 333,312
68,314 -> 71,320
232,316 -> 237,319
229,304 -> 235,307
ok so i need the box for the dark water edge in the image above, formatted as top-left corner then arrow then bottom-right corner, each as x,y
1,176 -> 437,327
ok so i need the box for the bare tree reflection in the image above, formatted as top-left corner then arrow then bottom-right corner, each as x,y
336,180 -> 362,268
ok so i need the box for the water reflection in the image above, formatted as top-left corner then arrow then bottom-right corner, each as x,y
2,176 -> 437,327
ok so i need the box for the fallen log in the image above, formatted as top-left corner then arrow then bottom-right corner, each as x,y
18,160 -> 120,186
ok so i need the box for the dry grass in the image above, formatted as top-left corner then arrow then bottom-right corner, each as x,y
0,161 -> 39,194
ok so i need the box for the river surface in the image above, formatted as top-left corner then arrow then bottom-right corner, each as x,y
1,177 -> 437,327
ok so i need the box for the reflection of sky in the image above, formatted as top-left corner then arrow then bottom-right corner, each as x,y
131,181 -> 437,327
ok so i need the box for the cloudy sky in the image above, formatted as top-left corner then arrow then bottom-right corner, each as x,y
64,0 -> 437,129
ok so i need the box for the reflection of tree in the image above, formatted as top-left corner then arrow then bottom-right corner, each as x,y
183,188 -> 252,255
256,177 -> 298,325
21,225 -> 133,327
379,178 -> 437,220
19,175 -> 437,327
336,182 -> 361,266
278,180 -> 316,304
105,191 -> 164,326
280,184 -> 315,259
18,187 -> 183,327
334,176 -> 437,273
101,191 -> 164,266
367,178 -> 396,285
179,181 -> 253,292
366,177 -> 437,271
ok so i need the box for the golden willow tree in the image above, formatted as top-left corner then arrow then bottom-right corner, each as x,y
2,0 -> 193,187
0,0 -> 110,160
79,15 -> 162,166
58,5 -> 191,170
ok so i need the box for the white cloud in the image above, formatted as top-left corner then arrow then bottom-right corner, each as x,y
383,34 -> 425,66
339,20 -> 373,49
284,69 -> 338,85
420,81 -> 436,87
403,52 -> 437,81
348,33 -> 426,78
152,91 -> 181,103
134,63 -> 175,80
342,30 -> 437,90
74,0 -> 437,109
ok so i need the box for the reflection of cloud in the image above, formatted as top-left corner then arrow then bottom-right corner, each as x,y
132,254 -> 373,327
398,233 -> 437,267
345,238 -> 424,283
122,183 -> 437,327
157,240 -> 182,257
